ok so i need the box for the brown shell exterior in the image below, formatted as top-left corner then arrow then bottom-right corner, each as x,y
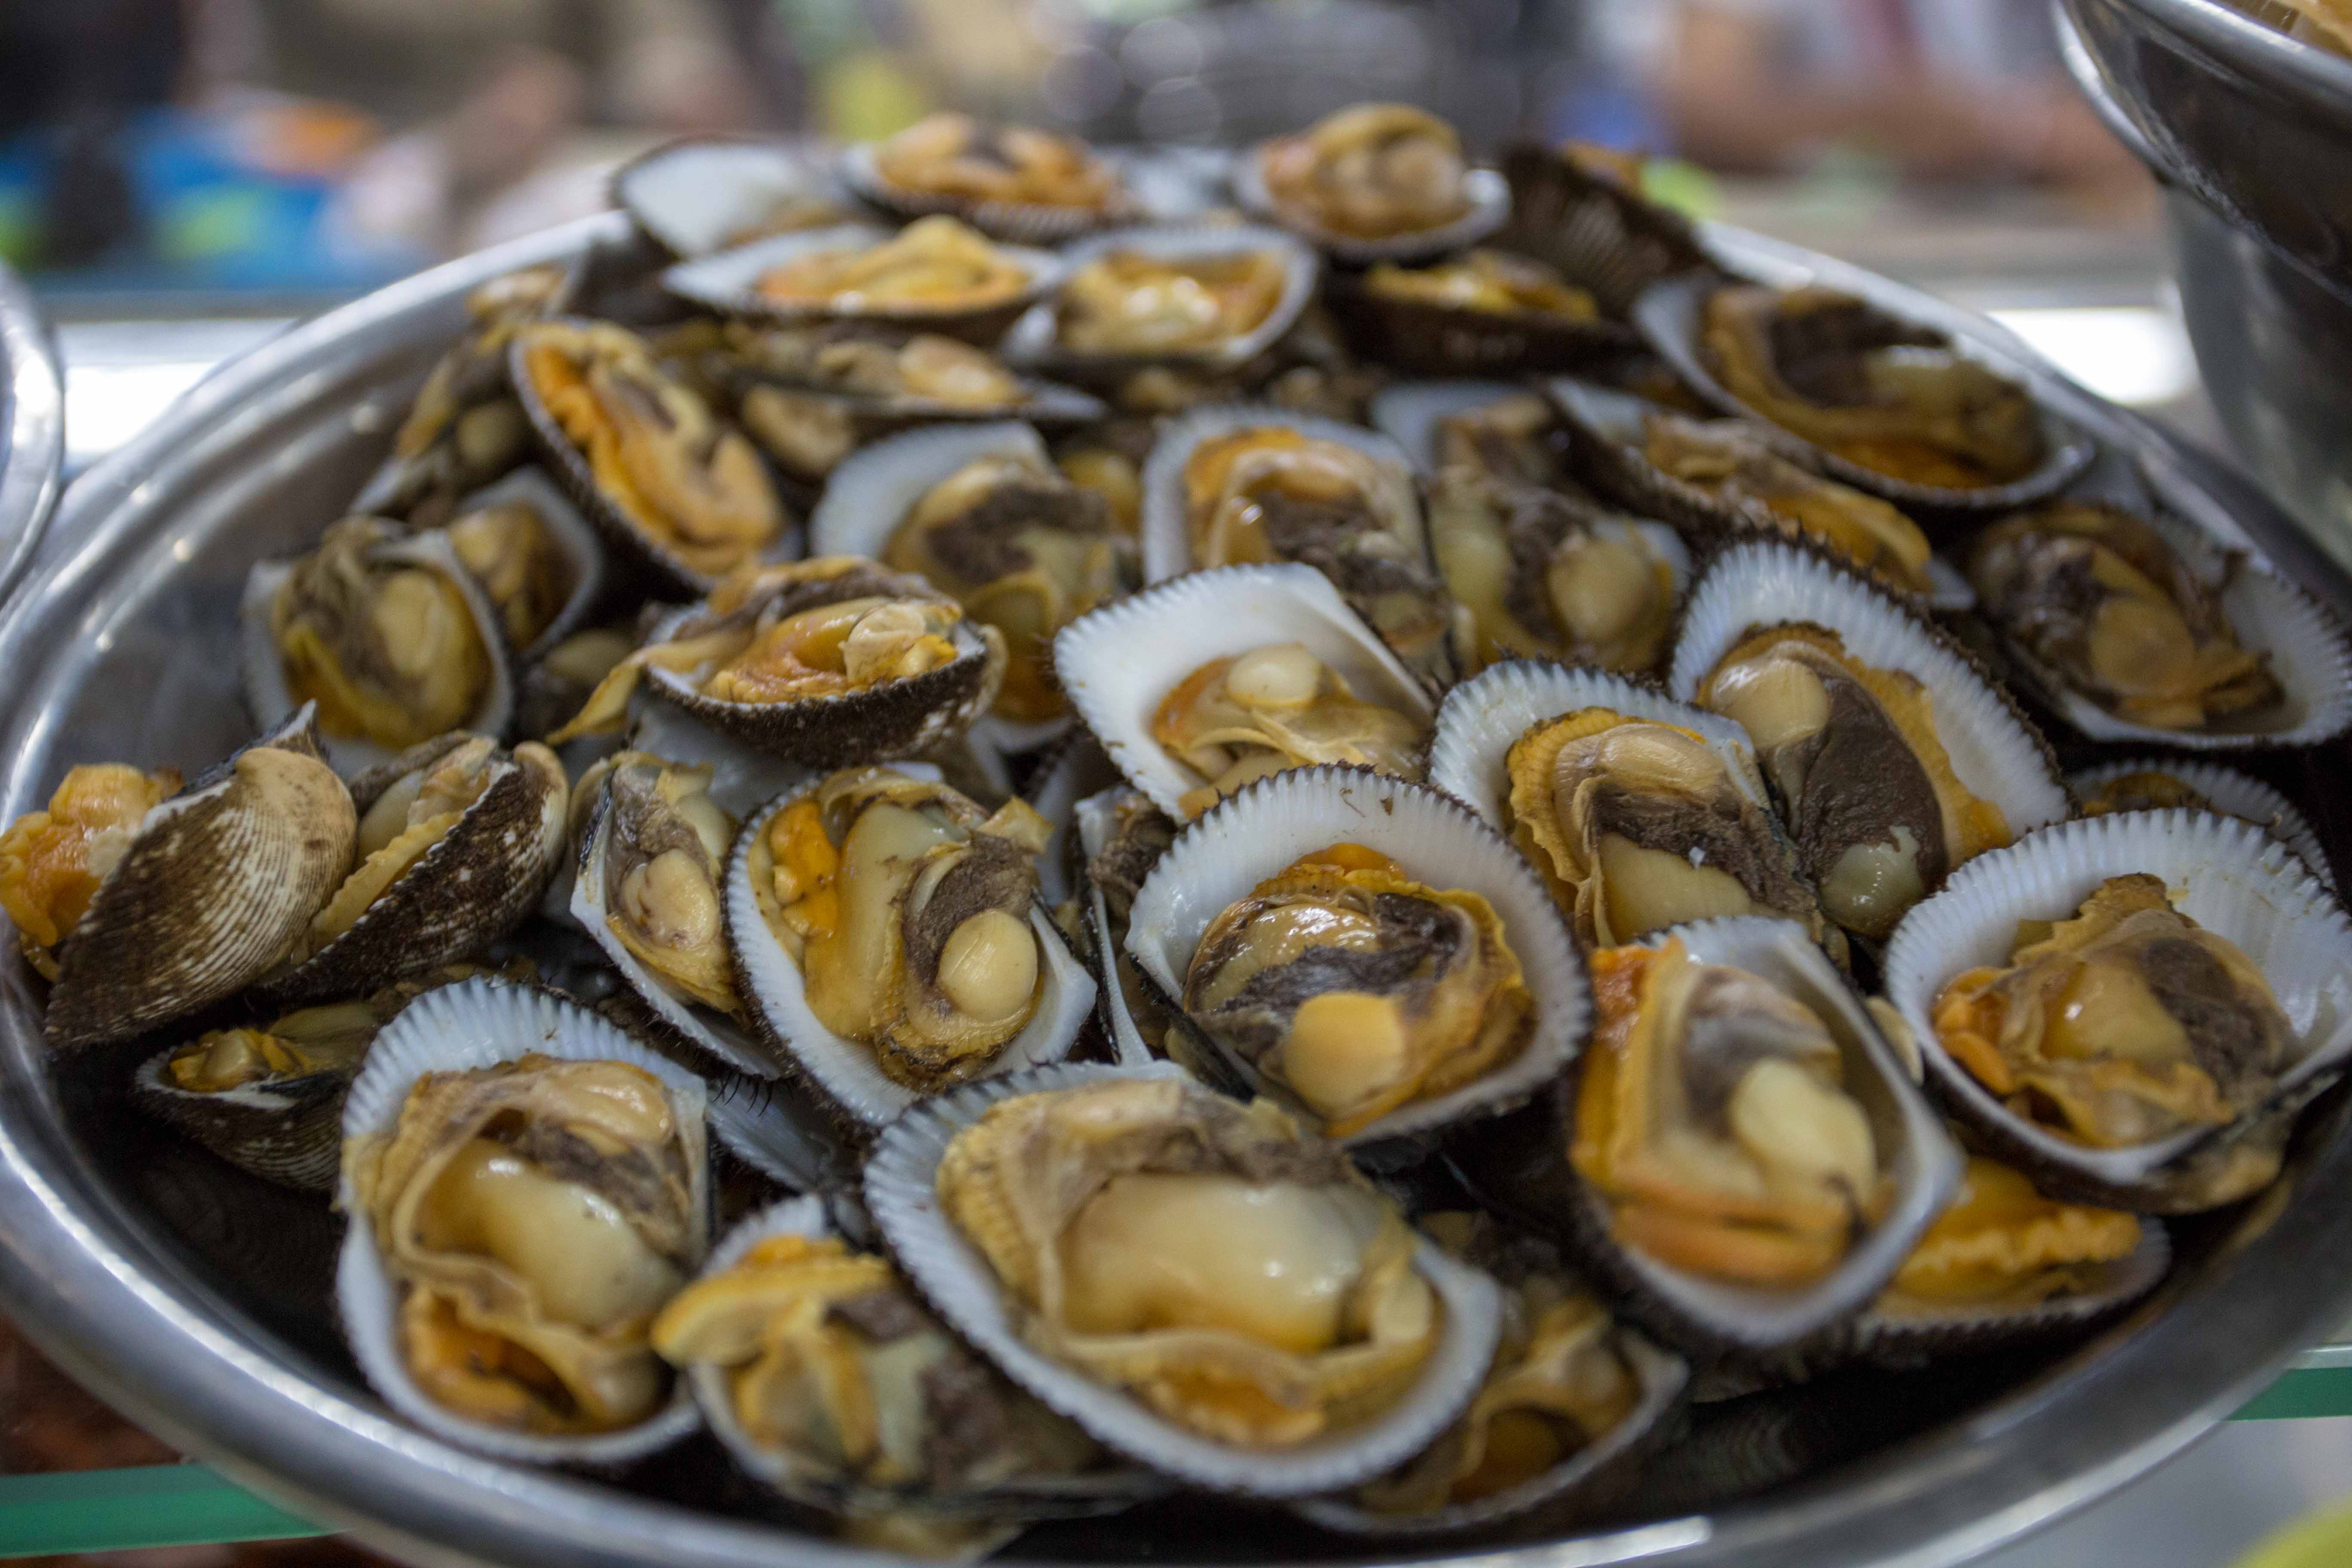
1493,144 -> 1717,319
45,717 -> 358,1049
258,737 -> 569,1006
1324,273 -> 1639,379
131,1048 -> 352,1192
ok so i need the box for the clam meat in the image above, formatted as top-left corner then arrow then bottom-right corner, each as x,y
1642,414 -> 1936,598
348,1053 -> 705,1434
1260,104 -> 1475,241
934,1075 -> 1441,1446
754,216 -> 1033,314
730,322 -> 1027,410
1430,393 -> 1568,489
756,768 -> 1053,1090
268,519 -> 496,753
517,319 -> 785,581
2077,769 -> 2220,819
1932,873 -> 2292,1148
1151,642 -> 1427,819
871,114 -> 1122,213
1876,1155 -> 2144,1313
1702,285 -> 2044,490
1968,503 -> 2280,731
378,264 -> 569,526
597,755 -> 744,1017
0,764 -> 181,981
1574,937 -> 1887,1286
883,453 -> 1131,723
1055,247 -> 1293,357
444,496 -> 579,654
1365,251 -> 1599,321
1428,469 -> 1677,674
1182,425 -> 1462,680
1505,709 -> 1828,950
1698,625 -> 2010,940
1182,843 -> 1534,1137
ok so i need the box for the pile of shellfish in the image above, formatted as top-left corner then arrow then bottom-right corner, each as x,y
9,104 -> 2352,1556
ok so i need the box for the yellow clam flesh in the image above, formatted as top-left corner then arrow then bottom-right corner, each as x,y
1183,844 -> 1534,1137
1366,250 -> 1599,321
444,498 -> 577,652
271,519 -> 496,753
883,454 -> 1130,723
382,264 -> 569,527
1968,503 -> 2280,731
872,114 -> 1121,211
1428,469 -> 1678,674
757,768 -> 1053,1090
1056,248 -> 1292,356
600,756 -> 743,1017
729,322 -> 1027,409
1261,104 -> 1475,240
754,216 -> 1032,313
934,1076 -> 1442,1447
1877,1156 -> 2143,1312
650,1231 -> 1100,1494
1430,394 -> 1568,489
1574,938 -> 1887,1287
1933,874 -> 2292,1149
0,764 -> 180,980
1698,625 -> 2010,941
1150,642 -> 1427,820
1702,285 -> 2044,491
349,1054 -> 704,1434
1505,709 -> 1826,949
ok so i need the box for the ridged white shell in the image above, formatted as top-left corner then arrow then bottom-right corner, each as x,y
805,420 -> 1049,562
2071,757 -> 2331,889
721,773 -> 1096,1128
616,138 -> 839,258
1881,809 -> 2352,1192
862,1060 -> 1504,1497
1124,766 -> 1588,1145
1053,563 -> 1434,821
1141,405 -> 1421,586
1368,380 -> 1536,474
334,978 -> 709,1464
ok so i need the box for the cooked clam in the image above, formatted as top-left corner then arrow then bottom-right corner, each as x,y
755,216 -> 1032,314
1933,874 -> 2292,1151
752,767 -> 1054,1091
728,322 -> 1029,411
246,518 -> 509,766
1642,414 -> 1937,599
2078,768 -> 2220,818
1427,469 -> 1682,674
1428,392 -> 1568,487
1366,251 -> 1599,322
737,385 -> 862,483
591,754 -> 744,1019
933,1075 -> 1446,1446
1875,1155 -> 2145,1314
1056,247 -> 1293,357
2072,760 -> 2328,885
1183,844 -> 1533,1138
1701,285 -> 2045,491
1258,104 -> 1476,242
1505,708 -> 1828,950
1576,937 -> 1889,1286
513,318 -> 785,588
437,469 -> 602,664
1151,642 -> 1426,820
347,1049 -> 706,1437
1697,626 -> 2010,941
867,114 -> 1123,215
3,712 -> 357,1048
1078,788 -> 1192,1069
1969,502 -> 2281,732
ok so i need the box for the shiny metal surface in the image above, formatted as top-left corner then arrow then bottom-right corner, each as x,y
3,214 -> 2352,1568
2060,0 -> 2352,303
0,261 -> 64,606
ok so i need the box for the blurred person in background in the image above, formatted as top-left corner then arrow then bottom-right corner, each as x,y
1596,0 -> 2144,194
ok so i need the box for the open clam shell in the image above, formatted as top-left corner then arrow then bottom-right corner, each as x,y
1880,809 -> 2352,1208
730,348 -> 1106,426
1053,563 -> 1435,821
722,773 -> 1096,1131
1324,265 -> 1638,380
2070,757 -> 2330,886
133,1035 -> 361,1193
613,137 -> 846,259
673,1195 -> 1165,1522
260,735 -> 568,1005
1632,274 -> 2097,514
1666,536 -> 2071,849
1428,661 -> 1773,836
1490,143 -> 1716,320
41,707 -> 358,1049
1457,916 -> 1963,1358
806,420 -> 1050,559
1289,1318 -> 1687,1539
335,978 -> 709,1464
1969,490 -> 2352,751
1124,766 -> 1589,1145
1231,147 -> 1510,266
1073,787 -> 1168,1068
1848,1214 -> 2171,1366
442,467 -> 608,666
1548,378 -> 1973,612
663,224 -> 1066,344
241,525 -> 519,777
837,140 -> 1138,245
1001,224 -> 1319,378
1369,380 -> 1545,475
634,566 -> 1004,769
862,1060 -> 1506,1497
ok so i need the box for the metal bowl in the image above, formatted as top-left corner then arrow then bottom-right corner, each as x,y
4,213 -> 2352,1568
0,260 -> 63,605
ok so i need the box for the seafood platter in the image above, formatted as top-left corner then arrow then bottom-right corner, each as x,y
4,104 -> 2352,1568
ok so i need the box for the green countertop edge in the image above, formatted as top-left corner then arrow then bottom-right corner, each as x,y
3,1363 -> 2350,1556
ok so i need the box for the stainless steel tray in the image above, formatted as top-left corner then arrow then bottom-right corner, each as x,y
0,260 -> 63,606
3,212 -> 2352,1568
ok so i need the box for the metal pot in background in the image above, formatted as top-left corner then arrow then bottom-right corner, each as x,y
2058,0 -> 2352,568
0,260 -> 64,605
